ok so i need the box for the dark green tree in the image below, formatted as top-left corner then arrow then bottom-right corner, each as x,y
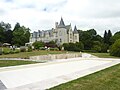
4,30 -> 13,44
110,39 -> 120,57
88,29 -> 97,36
108,30 -> 112,45
103,30 -> 108,44
13,22 -> 20,31
91,41 -> 102,52
12,24 -> 30,46
0,24 -> 5,43
110,31 -> 120,44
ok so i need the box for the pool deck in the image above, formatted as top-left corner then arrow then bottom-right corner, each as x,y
0,54 -> 120,90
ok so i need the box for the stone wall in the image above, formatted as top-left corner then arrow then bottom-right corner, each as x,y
30,53 -> 82,61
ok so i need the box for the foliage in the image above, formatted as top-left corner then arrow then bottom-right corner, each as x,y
13,22 -> 20,31
0,25 -> 5,43
78,29 -> 103,50
45,41 -> 57,48
110,39 -> 120,57
108,30 -> 112,45
110,31 -> 120,44
3,50 -> 10,54
4,30 -> 13,44
104,30 -> 108,44
103,30 -> 112,45
32,41 -> 45,50
91,41 -> 102,52
28,46 -> 32,52
63,42 -> 84,52
12,25 -> 30,46
101,43 -> 109,53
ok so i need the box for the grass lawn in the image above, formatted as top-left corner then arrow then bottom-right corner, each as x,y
49,63 -> 120,90
0,50 -> 71,58
0,60 -> 38,67
90,53 -> 119,58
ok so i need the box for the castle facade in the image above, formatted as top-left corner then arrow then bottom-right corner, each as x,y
30,18 -> 79,45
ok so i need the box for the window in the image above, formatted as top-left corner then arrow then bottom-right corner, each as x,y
70,34 -> 72,38
75,36 -> 77,39
60,39 -> 62,42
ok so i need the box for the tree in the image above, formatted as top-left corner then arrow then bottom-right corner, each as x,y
91,41 -> 102,52
4,30 -> 13,44
110,39 -> 120,57
103,30 -> 108,44
78,29 -> 100,50
13,22 -> 20,31
108,30 -> 112,45
0,25 -> 5,43
88,29 -> 97,36
110,31 -> 120,44
12,24 -> 30,46
92,35 -> 103,43
75,42 -> 84,51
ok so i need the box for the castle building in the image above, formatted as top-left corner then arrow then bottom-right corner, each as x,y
30,18 -> 79,45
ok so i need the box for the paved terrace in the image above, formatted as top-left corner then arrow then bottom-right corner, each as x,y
0,54 -> 120,90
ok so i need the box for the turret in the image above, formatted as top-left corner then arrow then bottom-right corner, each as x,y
55,22 -> 58,28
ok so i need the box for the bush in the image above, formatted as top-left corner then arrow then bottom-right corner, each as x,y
110,39 -> 120,57
32,41 -> 45,50
11,49 -> 20,54
10,50 -> 15,54
63,42 -> 84,52
3,50 -> 10,54
14,49 -> 20,53
28,46 -> 32,52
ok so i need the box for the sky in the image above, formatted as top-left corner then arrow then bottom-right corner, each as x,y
0,0 -> 120,36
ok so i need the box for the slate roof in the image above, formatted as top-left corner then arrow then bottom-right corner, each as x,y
73,25 -> 78,34
58,17 -> 65,28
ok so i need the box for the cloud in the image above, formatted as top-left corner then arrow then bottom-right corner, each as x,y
0,0 -> 120,36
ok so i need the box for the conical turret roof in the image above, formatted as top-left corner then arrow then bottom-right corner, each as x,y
58,17 -> 65,27
73,25 -> 78,34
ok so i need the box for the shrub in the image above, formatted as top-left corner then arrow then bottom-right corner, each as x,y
32,41 -> 45,50
110,39 -> 120,57
28,46 -> 32,52
2,48 -> 10,54
14,49 -> 20,53
10,50 -> 15,54
3,50 -> 10,54
63,42 -> 84,52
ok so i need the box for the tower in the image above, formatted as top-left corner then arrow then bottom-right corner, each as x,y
73,25 -> 79,43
